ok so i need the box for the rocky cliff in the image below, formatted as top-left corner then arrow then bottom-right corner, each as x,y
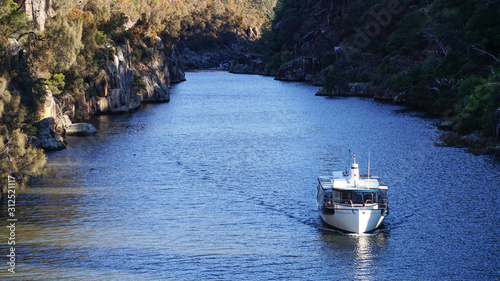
21,0 -> 55,32
10,1 -> 184,152
92,44 -> 141,114
274,57 -> 321,82
34,38 -> 179,150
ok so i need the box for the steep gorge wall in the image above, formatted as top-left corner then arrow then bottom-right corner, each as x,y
21,1 -> 185,150
37,41 -> 177,124
35,41 -> 179,150
21,0 -> 55,32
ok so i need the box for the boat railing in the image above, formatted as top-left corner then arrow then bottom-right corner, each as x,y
323,197 -> 334,207
380,199 -> 389,208
349,200 -> 356,214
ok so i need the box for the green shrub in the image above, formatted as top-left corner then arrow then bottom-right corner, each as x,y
454,74 -> 500,136
46,73 -> 66,95
386,11 -> 427,54
45,13 -> 84,73
95,30 -> 107,45
269,51 -> 292,71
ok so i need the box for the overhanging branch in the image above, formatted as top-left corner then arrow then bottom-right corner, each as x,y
471,44 -> 500,63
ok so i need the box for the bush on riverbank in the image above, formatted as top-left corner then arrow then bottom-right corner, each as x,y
0,1 -> 47,193
0,75 -> 47,195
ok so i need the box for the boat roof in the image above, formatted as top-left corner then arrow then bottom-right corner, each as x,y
318,174 -> 387,191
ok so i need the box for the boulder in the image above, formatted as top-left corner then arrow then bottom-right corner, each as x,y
438,120 -> 454,131
229,57 -> 269,75
393,92 -> 407,103
348,82 -> 372,96
37,117 -> 66,151
64,123 -> 97,136
374,89 -> 395,101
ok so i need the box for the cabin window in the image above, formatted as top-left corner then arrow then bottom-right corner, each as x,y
341,192 -> 351,204
379,190 -> 388,205
339,192 -> 379,205
354,193 -> 364,204
360,192 -> 378,204
335,191 -> 381,204
334,191 -> 341,203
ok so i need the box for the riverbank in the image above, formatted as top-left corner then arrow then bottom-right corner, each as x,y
230,0 -> 500,158
318,86 -> 500,157
228,57 -> 500,158
7,71 -> 500,280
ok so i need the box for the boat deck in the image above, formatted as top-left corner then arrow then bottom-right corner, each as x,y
318,174 -> 387,190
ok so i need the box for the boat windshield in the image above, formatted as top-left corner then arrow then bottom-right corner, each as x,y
335,191 -> 380,205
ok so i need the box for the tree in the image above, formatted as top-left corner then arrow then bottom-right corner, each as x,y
1,75 -> 46,196
0,0 -> 31,43
45,12 -> 84,72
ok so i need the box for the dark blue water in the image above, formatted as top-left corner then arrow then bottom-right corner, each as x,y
1,71 -> 499,280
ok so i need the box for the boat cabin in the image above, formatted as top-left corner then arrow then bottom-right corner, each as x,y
317,174 -> 388,209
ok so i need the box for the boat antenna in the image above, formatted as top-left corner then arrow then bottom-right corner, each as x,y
347,149 -> 351,176
368,149 -> 371,179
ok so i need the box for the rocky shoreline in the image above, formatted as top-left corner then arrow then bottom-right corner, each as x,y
28,38 -> 186,152
229,56 -> 500,158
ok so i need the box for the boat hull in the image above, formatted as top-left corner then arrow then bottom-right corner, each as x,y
319,208 -> 387,233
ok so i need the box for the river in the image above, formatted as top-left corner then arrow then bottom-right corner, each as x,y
1,71 -> 499,280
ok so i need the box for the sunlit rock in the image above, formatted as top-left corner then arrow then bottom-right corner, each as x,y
64,123 -> 97,136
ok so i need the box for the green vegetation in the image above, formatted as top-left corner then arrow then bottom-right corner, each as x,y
257,0 -> 500,140
3,0 -> 497,190
46,73 -> 66,95
1,73 -> 47,191
1,0 -> 46,191
0,0 -> 274,191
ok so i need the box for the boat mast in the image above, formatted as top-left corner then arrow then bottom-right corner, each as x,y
347,149 -> 351,176
368,150 -> 370,179
351,154 -> 359,186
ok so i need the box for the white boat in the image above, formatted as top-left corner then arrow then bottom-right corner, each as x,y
316,154 -> 389,233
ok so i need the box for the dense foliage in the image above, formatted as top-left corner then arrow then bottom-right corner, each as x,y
4,0 -> 497,189
1,0 -> 46,191
0,0 -> 274,190
259,0 -> 500,138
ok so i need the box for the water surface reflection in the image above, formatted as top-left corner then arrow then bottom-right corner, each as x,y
1,71 -> 499,280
